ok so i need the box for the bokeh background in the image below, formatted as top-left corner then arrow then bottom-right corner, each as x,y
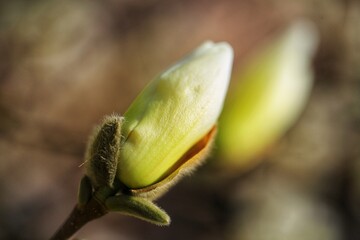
0,0 -> 359,239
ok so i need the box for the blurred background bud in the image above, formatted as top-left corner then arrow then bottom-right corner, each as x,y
217,20 -> 319,170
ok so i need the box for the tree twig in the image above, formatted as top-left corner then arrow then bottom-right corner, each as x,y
50,198 -> 107,240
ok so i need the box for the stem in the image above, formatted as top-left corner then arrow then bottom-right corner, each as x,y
50,197 -> 108,240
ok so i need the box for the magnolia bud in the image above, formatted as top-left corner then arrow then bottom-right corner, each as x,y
118,41 -> 234,189
80,42 -> 233,226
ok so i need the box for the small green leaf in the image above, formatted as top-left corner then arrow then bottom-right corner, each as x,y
77,175 -> 93,208
105,195 -> 170,226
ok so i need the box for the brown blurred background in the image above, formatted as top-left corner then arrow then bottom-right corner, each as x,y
0,0 -> 359,239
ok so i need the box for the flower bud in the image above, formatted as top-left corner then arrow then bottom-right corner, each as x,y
118,41 -> 234,189
218,21 -> 319,168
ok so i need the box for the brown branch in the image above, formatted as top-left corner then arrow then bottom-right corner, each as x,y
50,198 -> 108,240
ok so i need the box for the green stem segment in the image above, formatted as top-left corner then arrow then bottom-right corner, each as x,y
49,198 -> 107,240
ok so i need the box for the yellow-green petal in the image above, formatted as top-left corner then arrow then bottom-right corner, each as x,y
118,41 -> 233,188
